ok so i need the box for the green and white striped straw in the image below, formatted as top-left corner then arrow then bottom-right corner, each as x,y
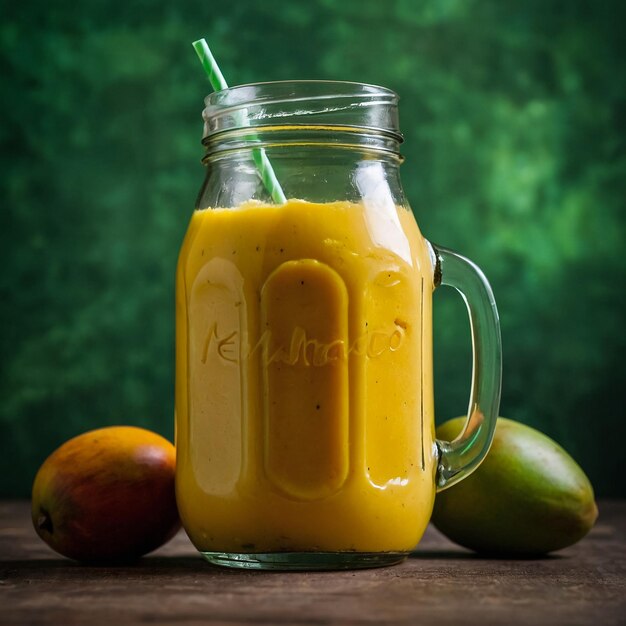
192,39 -> 287,204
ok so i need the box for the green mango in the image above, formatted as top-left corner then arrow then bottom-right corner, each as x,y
432,417 -> 598,555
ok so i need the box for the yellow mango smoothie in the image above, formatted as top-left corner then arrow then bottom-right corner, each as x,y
175,198 -> 436,555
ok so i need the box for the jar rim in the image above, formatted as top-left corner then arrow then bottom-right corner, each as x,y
204,80 -> 398,107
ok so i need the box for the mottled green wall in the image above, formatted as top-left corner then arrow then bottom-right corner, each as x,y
2,0 -> 624,496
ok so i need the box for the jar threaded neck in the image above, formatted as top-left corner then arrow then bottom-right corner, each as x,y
202,81 -> 403,158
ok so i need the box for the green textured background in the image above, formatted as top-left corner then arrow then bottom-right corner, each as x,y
2,0 -> 624,497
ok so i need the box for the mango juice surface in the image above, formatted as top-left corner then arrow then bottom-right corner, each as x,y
175,199 -> 436,553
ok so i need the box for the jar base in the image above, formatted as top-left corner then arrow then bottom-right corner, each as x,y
200,550 -> 408,571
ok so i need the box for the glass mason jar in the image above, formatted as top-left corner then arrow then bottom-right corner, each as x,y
175,81 -> 502,570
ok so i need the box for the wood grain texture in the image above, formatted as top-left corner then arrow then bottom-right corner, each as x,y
1,500 -> 624,625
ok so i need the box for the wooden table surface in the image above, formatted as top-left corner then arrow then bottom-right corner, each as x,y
1,500 -> 624,625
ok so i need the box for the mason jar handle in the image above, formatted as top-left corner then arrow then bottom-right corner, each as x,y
430,243 -> 502,491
